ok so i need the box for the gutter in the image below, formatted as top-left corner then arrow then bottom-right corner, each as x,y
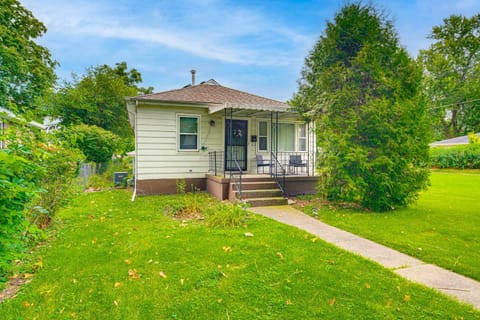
131,100 -> 138,202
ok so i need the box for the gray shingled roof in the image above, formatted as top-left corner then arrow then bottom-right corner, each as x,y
429,133 -> 480,147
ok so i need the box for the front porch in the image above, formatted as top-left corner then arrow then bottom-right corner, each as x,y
206,173 -> 319,203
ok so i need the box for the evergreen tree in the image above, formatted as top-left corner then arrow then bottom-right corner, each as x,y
291,2 -> 430,211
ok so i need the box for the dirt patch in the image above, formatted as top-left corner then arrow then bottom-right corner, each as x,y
0,275 -> 32,304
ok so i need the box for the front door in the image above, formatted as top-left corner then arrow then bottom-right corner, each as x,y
225,119 -> 248,171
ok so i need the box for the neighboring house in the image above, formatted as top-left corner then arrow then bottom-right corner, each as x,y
429,133 -> 480,147
0,107 -> 46,149
126,75 -> 319,205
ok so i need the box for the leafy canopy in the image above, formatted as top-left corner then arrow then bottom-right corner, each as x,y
0,0 -> 57,114
419,13 -> 480,139
51,62 -> 152,139
58,124 -> 120,165
291,2 -> 430,211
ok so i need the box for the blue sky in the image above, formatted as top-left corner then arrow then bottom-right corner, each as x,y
21,0 -> 480,101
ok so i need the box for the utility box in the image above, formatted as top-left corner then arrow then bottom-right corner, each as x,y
114,172 -> 128,186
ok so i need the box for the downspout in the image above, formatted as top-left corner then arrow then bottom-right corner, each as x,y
131,100 -> 138,202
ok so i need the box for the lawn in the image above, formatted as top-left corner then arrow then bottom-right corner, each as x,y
296,170 -> 480,281
0,190 -> 479,319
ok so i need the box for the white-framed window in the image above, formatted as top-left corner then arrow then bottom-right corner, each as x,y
298,123 -> 307,152
258,121 -> 268,151
178,115 -> 199,151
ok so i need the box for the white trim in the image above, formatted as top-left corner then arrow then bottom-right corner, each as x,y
177,114 -> 201,152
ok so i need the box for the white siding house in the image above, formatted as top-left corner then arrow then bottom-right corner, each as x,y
126,78 -> 318,199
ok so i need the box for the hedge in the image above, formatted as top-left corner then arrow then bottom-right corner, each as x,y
430,144 -> 480,169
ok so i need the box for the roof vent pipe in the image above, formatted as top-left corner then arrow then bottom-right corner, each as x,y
190,69 -> 196,86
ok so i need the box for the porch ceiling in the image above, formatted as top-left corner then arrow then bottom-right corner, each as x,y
209,103 -> 301,120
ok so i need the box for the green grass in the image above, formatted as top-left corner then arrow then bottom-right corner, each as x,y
0,190 -> 479,319
297,170 -> 480,281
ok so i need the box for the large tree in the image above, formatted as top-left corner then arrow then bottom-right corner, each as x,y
291,2 -> 430,211
52,62 -> 152,139
0,0 -> 56,114
419,14 -> 480,139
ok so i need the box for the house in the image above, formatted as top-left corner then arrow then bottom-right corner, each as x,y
126,73 -> 319,205
429,133 -> 480,147
0,107 -> 46,149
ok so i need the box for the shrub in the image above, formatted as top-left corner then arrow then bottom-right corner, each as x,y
58,124 -> 119,173
5,126 -> 84,228
206,203 -> 247,228
430,144 -> 480,169
0,151 -> 43,279
1,125 -> 83,281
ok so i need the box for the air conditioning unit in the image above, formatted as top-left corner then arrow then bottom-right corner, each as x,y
113,172 -> 128,186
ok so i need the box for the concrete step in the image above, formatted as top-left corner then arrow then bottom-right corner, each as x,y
236,189 -> 283,199
240,181 -> 278,190
247,197 -> 288,207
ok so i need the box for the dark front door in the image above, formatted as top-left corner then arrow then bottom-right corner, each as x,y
225,119 -> 248,171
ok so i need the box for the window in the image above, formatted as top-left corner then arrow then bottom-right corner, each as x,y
273,123 -> 295,152
258,121 -> 268,151
178,116 -> 199,151
298,124 -> 307,152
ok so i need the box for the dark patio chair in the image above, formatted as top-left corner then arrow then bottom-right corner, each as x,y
289,155 -> 307,174
256,154 -> 270,174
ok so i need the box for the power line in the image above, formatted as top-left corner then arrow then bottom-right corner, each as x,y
429,97 -> 480,109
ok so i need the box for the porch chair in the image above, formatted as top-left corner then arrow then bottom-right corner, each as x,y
256,154 -> 271,174
289,155 -> 307,175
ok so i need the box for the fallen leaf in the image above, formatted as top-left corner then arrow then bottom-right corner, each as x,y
34,258 -> 43,269
23,273 -> 34,279
114,282 -> 122,288
128,269 -> 140,280
244,232 -> 254,237
218,298 -> 223,303
286,299 -> 293,305
22,301 -> 32,308
311,237 -> 319,242
100,217 -> 106,222
403,294 -> 411,302
180,278 -> 184,285
88,215 -> 94,219
159,271 -> 167,278
330,298 -> 336,306
91,239 -> 97,245
222,246 -> 232,252
72,278 -> 78,284
114,300 -> 119,306
276,252 -> 284,260
365,283 -> 371,289
124,259 -> 131,265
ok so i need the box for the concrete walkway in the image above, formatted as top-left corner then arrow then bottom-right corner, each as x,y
250,205 -> 480,310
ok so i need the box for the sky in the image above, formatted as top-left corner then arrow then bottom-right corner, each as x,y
20,0 -> 480,101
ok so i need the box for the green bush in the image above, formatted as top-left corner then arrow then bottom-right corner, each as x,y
0,151 -> 43,279
1,125 -> 83,281
58,124 -> 119,173
206,203 -> 247,228
430,144 -> 480,169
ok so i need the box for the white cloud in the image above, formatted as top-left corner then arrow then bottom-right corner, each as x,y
21,0 -> 309,66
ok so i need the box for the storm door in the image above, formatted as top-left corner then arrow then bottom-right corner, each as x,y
225,119 -> 248,171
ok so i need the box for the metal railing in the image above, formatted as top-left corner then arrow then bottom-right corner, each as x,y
270,152 -> 286,196
230,158 -> 243,200
208,151 -> 225,177
274,151 -> 315,176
